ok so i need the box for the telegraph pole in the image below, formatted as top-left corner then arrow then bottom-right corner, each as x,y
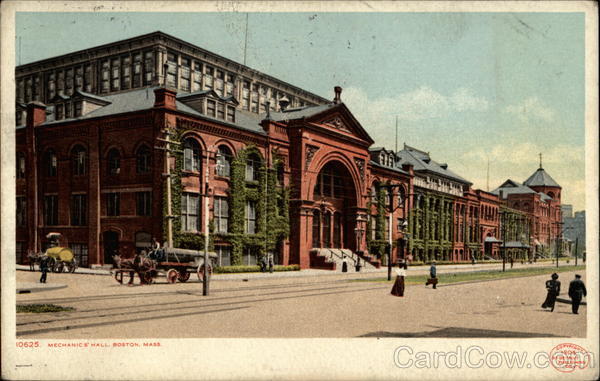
574,237 -> 579,266
155,128 -> 180,248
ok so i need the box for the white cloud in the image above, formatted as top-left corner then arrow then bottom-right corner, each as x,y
343,86 -> 489,123
505,97 -> 555,123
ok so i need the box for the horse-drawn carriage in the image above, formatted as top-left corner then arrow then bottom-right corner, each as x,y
112,247 -> 217,285
28,233 -> 78,273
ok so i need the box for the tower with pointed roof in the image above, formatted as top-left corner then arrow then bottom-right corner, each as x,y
522,160 -> 562,203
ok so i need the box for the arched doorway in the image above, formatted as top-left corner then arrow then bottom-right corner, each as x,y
311,161 -> 358,251
103,231 -> 120,264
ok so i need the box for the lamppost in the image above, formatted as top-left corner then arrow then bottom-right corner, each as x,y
500,210 -> 507,272
552,222 -> 572,269
379,183 -> 409,281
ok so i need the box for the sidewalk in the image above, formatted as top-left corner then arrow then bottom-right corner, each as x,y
17,282 -> 67,294
16,260 -> 577,281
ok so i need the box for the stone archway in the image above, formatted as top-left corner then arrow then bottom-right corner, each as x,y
310,160 -> 359,251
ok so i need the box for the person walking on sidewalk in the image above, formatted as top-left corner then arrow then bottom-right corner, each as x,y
568,274 -> 587,314
541,273 -> 560,312
341,255 -> 348,273
425,261 -> 438,289
391,262 -> 407,297
39,254 -> 50,283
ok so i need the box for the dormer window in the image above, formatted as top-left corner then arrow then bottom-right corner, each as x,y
207,99 -> 216,117
74,101 -> 82,117
217,102 -> 225,119
65,102 -> 72,119
56,103 -> 64,120
226,106 -> 235,123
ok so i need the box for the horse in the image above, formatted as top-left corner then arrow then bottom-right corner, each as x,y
112,252 -> 155,285
27,251 -> 42,271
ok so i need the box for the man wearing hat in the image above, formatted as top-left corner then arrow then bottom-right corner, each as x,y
541,273 -> 560,312
568,274 -> 587,314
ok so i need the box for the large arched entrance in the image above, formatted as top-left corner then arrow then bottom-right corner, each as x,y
310,161 -> 358,251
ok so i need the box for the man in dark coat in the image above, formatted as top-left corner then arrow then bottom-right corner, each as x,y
541,273 -> 560,312
39,254 -> 50,283
425,261 -> 438,289
568,274 -> 587,314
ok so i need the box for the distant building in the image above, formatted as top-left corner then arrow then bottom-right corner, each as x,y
563,210 -> 586,255
561,204 -> 573,219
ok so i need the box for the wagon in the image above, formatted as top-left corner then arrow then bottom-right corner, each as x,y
114,247 -> 217,285
43,233 -> 78,273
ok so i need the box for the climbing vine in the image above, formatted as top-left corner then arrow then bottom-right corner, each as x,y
368,184 -> 390,264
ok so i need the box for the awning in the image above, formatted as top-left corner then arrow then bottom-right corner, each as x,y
484,237 -> 503,243
504,241 -> 530,249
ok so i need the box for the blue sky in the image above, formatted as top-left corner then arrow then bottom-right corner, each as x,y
16,12 -> 586,209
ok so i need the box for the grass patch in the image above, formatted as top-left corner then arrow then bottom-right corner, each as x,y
17,304 -> 75,313
353,265 -> 586,285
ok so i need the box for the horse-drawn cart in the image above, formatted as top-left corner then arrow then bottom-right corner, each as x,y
113,247 -> 217,285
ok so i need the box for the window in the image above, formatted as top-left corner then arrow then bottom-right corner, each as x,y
259,86 -> 267,112
226,105 -> 236,123
75,66 -> 83,91
16,196 -> 26,227
143,51 -> 154,85
243,247 -> 258,266
312,210 -> 321,248
251,83 -> 259,112
47,72 -> 56,99
204,66 -> 214,90
133,53 -> 142,88
111,58 -> 120,91
181,193 -> 199,232
106,193 -> 120,216
136,192 -> 152,216
84,64 -> 92,92
214,197 -> 229,233
192,62 -> 202,91
166,52 -> 178,87
17,79 -> 24,102
65,68 -> 74,95
215,70 -> 224,96
323,212 -> 331,248
16,152 -> 26,179
181,57 -> 191,92
107,148 -> 121,175
245,201 -> 256,234
71,145 -> 87,175
70,243 -> 88,267
74,101 -> 82,117
44,195 -> 58,225
333,213 -> 342,248
101,60 -> 110,92
57,71 -> 64,95
217,102 -> 225,120
25,77 -> 32,102
206,99 -> 216,117
245,153 -> 261,182
183,138 -> 201,172
216,245 -> 231,266
136,145 -> 152,173
121,56 -> 131,89
225,73 -> 234,96
71,194 -> 87,226
56,103 -> 64,120
44,150 -> 57,177
33,75 -> 41,100
314,164 -> 346,199
65,102 -> 72,119
242,81 -> 250,110
216,145 -> 232,177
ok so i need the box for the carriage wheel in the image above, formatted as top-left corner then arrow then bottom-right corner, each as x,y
197,264 -> 213,283
53,261 -> 64,273
166,269 -> 179,284
177,270 -> 190,283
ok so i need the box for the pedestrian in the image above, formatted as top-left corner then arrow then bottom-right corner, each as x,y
391,262 -> 407,297
510,255 -> 514,269
39,254 -> 50,283
541,273 -> 560,312
268,253 -> 274,273
355,257 -> 362,272
568,274 -> 587,314
341,255 -> 348,273
425,261 -> 438,289
260,256 -> 267,272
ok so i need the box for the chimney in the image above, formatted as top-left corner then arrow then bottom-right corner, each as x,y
333,86 -> 342,104
26,101 -> 47,127
278,95 -> 290,111
154,87 -> 178,110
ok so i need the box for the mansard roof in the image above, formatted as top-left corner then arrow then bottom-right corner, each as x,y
523,167 -> 561,188
396,144 -> 471,184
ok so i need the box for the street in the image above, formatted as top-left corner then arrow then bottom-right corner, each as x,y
16,264 -> 587,339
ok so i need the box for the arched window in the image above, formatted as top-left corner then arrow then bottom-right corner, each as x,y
44,149 -> 57,177
547,191 -> 555,199
183,138 -> 201,172
216,145 -> 232,178
71,145 -> 87,176
136,145 -> 152,173
245,152 -> 261,181
16,152 -> 26,179
370,183 -> 378,203
107,148 -> 121,175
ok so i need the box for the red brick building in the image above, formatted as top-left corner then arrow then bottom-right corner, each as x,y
15,32 -> 562,269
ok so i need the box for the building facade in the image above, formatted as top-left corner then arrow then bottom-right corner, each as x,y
15,32 -> 564,269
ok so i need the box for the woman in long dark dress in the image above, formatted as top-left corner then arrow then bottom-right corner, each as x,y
391,263 -> 407,297
541,273 -> 561,312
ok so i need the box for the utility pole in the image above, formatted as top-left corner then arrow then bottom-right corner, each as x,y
574,237 -> 578,266
155,128 -> 180,248
243,13 -> 249,66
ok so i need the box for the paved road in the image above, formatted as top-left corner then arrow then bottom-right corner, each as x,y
16,267 -> 586,339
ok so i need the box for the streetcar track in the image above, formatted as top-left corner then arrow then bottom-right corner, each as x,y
17,285 -> 386,336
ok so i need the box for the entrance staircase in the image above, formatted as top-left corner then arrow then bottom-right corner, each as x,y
310,248 -> 381,271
